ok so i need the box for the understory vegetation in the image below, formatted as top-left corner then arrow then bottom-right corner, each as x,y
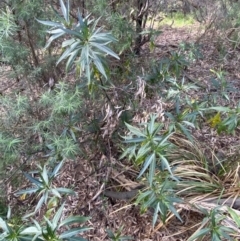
0,0 -> 240,240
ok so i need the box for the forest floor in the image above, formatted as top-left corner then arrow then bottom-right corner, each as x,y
2,22 -> 240,240
60,24 -> 240,240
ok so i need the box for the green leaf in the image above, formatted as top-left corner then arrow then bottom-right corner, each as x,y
151,124 -> 163,137
123,137 -> 146,143
182,120 -> 195,128
160,155 -> 173,176
23,173 -> 43,187
207,106 -> 231,112
51,188 -> 61,198
66,49 -> 81,71
41,165 -> 49,185
125,123 -> 146,137
138,153 -> 155,178
148,154 -> 156,186
57,42 -> 78,64
142,192 -> 156,209
177,123 -> 193,141
15,187 -> 38,195
34,195 -> 45,213
187,227 -> 210,241
52,203 -> 65,227
7,206 -> 11,220
44,216 -> 55,231
55,187 -> 76,195
60,216 -> 90,227
32,219 -> 41,231
148,115 -> 157,134
69,128 -> 77,142
159,132 -> 174,146
136,144 -> 151,161
153,202 -> 159,226
228,207 -> 240,227
211,232 -> 221,241
77,9 -> 84,26
45,32 -> 65,49
218,227 -> 234,240
90,42 -> 119,59
51,160 -> 64,178
106,229 -> 115,238
60,0 -> 68,22
120,145 -> 136,160
36,19 -> 62,27
58,27 -> 82,38
136,190 -> 152,204
168,204 -> 183,222
47,28 -> 65,35
20,227 -> 41,235
119,236 -> 133,240
62,38 -> 76,47
0,217 -> 8,232
92,55 -> 107,79
59,227 -> 92,238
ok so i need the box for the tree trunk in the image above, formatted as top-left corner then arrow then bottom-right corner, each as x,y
133,0 -> 149,55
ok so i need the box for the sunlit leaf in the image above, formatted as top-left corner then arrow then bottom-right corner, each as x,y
207,112 -> 221,128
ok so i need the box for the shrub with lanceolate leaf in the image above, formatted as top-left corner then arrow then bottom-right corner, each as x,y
37,0 -> 119,91
16,161 -> 75,218
0,204 -> 91,241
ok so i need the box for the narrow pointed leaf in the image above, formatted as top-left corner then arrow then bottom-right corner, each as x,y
55,187 -> 76,195
207,106 -> 231,112
77,9 -> 84,25
138,153 -> 155,178
58,27 -> 82,38
41,165 -> 49,184
125,123 -> 146,137
187,228 -> 210,241
168,204 -> 183,222
47,28 -> 65,34
15,187 -> 38,195
52,203 -> 65,226
148,155 -> 156,185
66,49 -> 81,71
21,227 -> 41,235
0,218 -> 8,232
37,19 -> 62,27
60,0 -> 67,21
59,227 -> 92,238
228,208 -> 240,227
23,173 -> 42,187
90,42 -> 119,59
159,132 -> 174,146
45,32 -> 65,49
59,216 -> 90,227
51,188 -> 61,198
160,155 -> 173,176
51,160 -> 64,178
93,57 -> 107,79
62,38 -> 76,47
34,195 -> 45,213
